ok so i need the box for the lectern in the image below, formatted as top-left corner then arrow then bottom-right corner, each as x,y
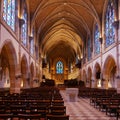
66,88 -> 78,102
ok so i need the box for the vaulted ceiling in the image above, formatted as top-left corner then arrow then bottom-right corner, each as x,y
27,0 -> 106,62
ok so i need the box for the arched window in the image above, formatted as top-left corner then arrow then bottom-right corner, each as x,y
21,6 -> 28,47
30,29 -> 34,55
105,0 -> 115,47
3,0 -> 16,31
30,39 -> 34,55
87,37 -> 91,61
56,61 -> 63,74
94,24 -> 100,55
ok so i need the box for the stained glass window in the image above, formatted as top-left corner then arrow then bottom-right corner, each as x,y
56,61 -> 63,74
94,24 -> 100,54
3,0 -> 16,31
30,39 -> 34,54
87,37 -> 91,61
30,29 -> 34,55
21,7 -> 27,47
105,0 -> 115,47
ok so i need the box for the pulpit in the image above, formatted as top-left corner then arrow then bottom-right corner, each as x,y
66,88 -> 78,102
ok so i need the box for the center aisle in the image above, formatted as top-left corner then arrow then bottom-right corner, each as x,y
60,90 -> 115,120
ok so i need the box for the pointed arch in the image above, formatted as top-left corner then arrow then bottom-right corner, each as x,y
0,40 -> 17,93
103,55 -> 116,75
103,55 -> 116,88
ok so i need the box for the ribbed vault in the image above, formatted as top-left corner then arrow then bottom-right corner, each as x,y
27,0 -> 106,62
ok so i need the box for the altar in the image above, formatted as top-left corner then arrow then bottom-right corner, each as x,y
66,88 -> 79,102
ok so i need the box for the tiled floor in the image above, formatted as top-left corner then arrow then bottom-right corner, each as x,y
60,90 -> 116,120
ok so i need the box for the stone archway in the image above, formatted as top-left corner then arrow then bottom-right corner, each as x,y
103,55 -> 116,89
0,41 -> 17,93
0,51 -> 10,88
21,55 -> 29,88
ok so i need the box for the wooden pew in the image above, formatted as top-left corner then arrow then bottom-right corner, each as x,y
46,114 -> 69,120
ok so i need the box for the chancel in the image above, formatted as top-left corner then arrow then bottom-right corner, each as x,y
0,0 -> 120,120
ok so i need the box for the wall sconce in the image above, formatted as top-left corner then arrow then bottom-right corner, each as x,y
112,20 -> 119,29
99,37 -> 103,44
19,18 -> 25,27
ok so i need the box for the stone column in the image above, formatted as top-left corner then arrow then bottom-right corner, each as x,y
103,74 -> 109,89
15,73 -> 22,93
24,72 -> 30,88
113,20 -> 120,93
116,76 -> 120,93
91,75 -> 95,88
14,64 -> 22,93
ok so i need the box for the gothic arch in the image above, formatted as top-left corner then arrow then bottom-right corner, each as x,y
0,40 -> 17,93
103,55 -> 116,88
